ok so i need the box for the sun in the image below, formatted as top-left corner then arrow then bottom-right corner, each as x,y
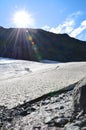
13,10 -> 34,28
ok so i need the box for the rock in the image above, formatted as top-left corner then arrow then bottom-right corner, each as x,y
41,100 -> 50,105
60,106 -> 64,109
74,120 -> 82,127
66,126 -> 80,130
73,78 -> 86,113
44,116 -> 53,124
45,116 -> 68,127
53,117 -> 68,127
65,123 -> 80,130
0,122 -> 3,127
6,117 -> 13,122
80,118 -> 86,127
33,125 -> 41,130
20,110 -> 28,116
81,127 -> 86,130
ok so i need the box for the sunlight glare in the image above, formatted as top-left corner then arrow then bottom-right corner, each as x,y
13,10 -> 34,28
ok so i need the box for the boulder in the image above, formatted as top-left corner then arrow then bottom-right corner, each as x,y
73,77 -> 86,113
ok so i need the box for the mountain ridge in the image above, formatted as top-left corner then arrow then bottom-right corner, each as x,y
0,26 -> 86,62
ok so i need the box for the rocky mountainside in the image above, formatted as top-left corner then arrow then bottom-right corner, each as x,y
1,78 -> 86,130
0,26 -> 86,62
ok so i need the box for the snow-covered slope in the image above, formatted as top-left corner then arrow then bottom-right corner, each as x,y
0,57 -> 86,108
0,58 -> 60,80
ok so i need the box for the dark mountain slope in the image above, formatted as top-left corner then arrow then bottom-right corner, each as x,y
0,26 -> 86,62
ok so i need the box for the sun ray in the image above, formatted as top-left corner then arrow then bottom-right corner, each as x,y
13,10 -> 34,28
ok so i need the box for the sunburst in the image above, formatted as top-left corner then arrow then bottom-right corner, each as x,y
13,10 -> 34,28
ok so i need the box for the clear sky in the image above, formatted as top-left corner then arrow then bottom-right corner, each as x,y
0,0 -> 86,41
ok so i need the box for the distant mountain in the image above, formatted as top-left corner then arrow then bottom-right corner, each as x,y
0,26 -> 86,62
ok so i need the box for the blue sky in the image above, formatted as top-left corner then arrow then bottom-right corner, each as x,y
0,0 -> 86,41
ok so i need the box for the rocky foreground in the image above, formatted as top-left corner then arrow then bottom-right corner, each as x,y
0,78 -> 86,130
